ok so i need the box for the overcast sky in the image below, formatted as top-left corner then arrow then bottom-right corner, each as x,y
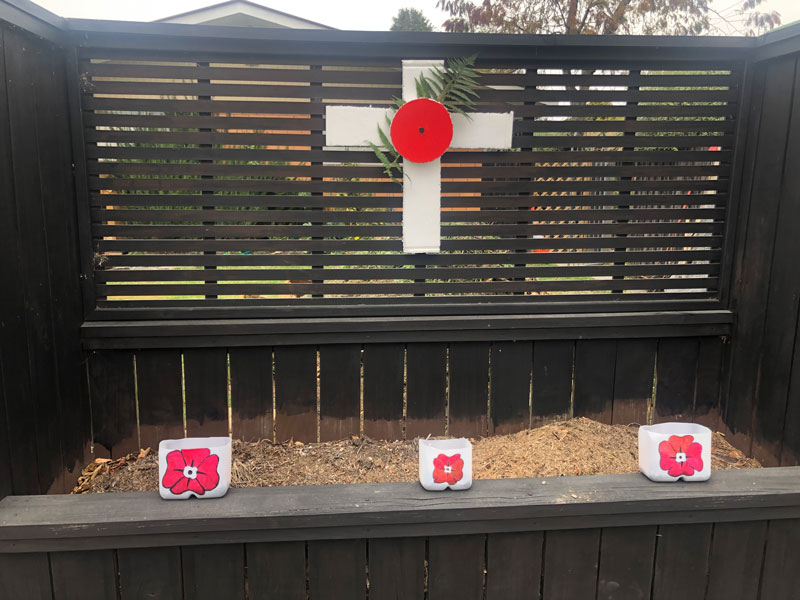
35,0 -> 800,34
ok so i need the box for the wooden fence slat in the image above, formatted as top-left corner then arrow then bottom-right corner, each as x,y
406,343 -> 447,439
781,319 -> 800,465
754,58 -> 800,465
596,526 -> 657,600
705,521 -> 767,600
368,537 -> 425,600
655,337 -> 699,422
274,345 -> 317,443
50,550 -> 117,600
230,347 -> 273,442
35,43 -> 90,488
651,523 -> 712,600
183,348 -> 229,438
449,343 -> 490,437
135,349 -> 184,450
363,344 -> 404,440
6,28 -> 65,493
485,532 -> 543,600
490,342 -> 532,434
542,528 -> 601,600
88,350 -> 138,459
246,541 -> 306,600
532,340 -> 574,426
429,535 -> 486,600
759,519 -> 800,599
308,539 -> 366,600
118,546 -> 183,600
694,337 -> 724,430
0,553 -> 52,600
573,340 -> 616,424
319,344 -> 361,442
612,339 -> 657,426
727,56 -> 797,454
182,543 -> 245,600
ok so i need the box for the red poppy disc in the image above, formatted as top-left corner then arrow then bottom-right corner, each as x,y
390,98 -> 453,163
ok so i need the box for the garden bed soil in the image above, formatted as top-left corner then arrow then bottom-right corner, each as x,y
73,417 -> 761,494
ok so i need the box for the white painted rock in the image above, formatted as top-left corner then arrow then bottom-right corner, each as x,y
639,423 -> 711,482
419,438 -> 472,491
159,437 -> 232,499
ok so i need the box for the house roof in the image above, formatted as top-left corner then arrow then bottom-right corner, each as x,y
156,0 -> 334,29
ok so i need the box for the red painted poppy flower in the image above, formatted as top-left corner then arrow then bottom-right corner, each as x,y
659,435 -> 703,477
161,448 -> 220,496
390,98 -> 453,163
432,453 -> 464,486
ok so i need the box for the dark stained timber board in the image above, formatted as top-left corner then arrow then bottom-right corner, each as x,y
274,345 -> 317,443
308,539 -> 366,600
246,541 -> 306,600
368,537 -> 425,600
651,523 -> 713,600
485,532 -> 543,600
612,339 -> 657,426
759,519 -> 800,599
490,341 -> 532,434
135,349 -> 184,449
0,553 -> 52,600
50,550 -> 117,600
655,337 -> 699,422
79,51 -> 739,317
532,340 -> 574,426
428,535 -> 486,600
88,350 -> 138,458
449,342 -> 490,437
363,344 -> 404,440
181,543 -> 245,600
230,347 -> 273,442
573,339 -> 616,424
117,546 -> 183,600
406,343 -> 447,439
319,344 -> 361,442
596,526 -> 656,600
183,348 -> 229,438
542,528 -> 600,600
705,521 -> 767,600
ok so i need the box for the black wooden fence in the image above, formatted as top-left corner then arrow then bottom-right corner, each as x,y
0,0 -> 799,499
2,468 -> 800,600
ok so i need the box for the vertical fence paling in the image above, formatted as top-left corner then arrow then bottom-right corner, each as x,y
86,336 -> 725,451
4,518 -> 798,599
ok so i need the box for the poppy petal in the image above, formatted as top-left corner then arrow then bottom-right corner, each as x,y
170,476 -> 190,495
433,455 -> 446,470
161,468 -> 184,489
659,440 -> 676,459
450,466 -> 463,483
686,442 -> 703,458
196,455 -> 220,492
682,462 -> 695,476
432,468 -> 447,484
187,478 -> 205,496
667,463 -> 684,477
660,455 -> 677,471
165,450 -> 186,471
181,448 -> 211,468
686,454 -> 703,472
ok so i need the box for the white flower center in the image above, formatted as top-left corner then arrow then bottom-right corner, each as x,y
444,465 -> 452,474
183,466 -> 198,479
675,452 -> 687,463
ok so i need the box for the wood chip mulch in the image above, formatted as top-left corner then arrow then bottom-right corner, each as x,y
73,417 -> 761,494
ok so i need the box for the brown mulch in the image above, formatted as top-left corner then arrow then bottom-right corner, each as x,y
73,417 -> 761,494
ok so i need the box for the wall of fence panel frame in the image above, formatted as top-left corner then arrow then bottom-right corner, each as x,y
0,20 -> 89,497
724,49 -> 800,468
3,510 -> 798,600
87,335 -> 724,454
80,49 -> 741,316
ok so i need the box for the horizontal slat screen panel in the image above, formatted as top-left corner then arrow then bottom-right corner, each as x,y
80,50 -> 739,311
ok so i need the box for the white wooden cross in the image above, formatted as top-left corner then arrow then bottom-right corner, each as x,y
325,60 -> 514,254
